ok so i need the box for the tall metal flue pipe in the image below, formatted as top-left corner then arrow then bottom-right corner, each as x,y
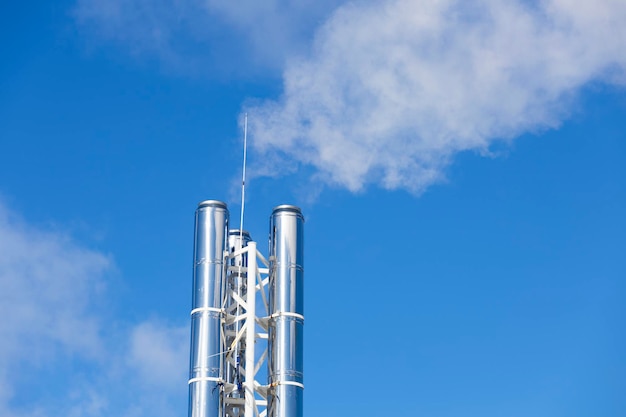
189,200 -> 228,417
268,205 -> 305,417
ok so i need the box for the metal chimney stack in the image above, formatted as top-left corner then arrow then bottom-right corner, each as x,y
268,206 -> 304,417
189,201 -> 229,417
188,200 -> 304,417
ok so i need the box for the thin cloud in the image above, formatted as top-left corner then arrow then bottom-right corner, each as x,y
73,0 -> 343,76
121,321 -> 189,417
0,201 -> 110,416
0,201 -> 188,417
0,203 -> 110,366
246,0 -> 626,193
128,320 -> 188,389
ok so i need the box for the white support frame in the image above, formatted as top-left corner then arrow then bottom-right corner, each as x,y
222,242 -> 271,417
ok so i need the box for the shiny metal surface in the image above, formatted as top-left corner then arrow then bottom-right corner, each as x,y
268,206 -> 304,417
189,200 -> 229,417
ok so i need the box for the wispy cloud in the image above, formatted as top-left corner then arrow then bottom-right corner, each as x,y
74,0 -> 343,76
0,202 -> 110,368
72,0 -> 626,192
0,201 -> 188,417
0,202 -> 110,416
120,321 -> 189,417
128,321 -> 188,389
247,0 -> 626,193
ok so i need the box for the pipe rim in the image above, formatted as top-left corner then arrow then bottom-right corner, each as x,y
271,204 -> 302,215
229,229 -> 251,238
197,200 -> 228,209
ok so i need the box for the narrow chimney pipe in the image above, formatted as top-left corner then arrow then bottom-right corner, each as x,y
268,205 -> 304,417
188,200 -> 228,417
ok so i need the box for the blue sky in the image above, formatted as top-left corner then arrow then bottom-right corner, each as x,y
0,0 -> 624,416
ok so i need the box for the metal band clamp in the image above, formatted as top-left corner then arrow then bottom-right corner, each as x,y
188,376 -> 223,385
270,380 -> 304,389
270,312 -> 304,321
190,307 -> 223,316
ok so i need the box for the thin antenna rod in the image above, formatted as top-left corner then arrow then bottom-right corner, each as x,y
239,114 -> 248,248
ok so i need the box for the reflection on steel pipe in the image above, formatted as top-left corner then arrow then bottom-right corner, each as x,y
189,200 -> 228,417
268,205 -> 304,417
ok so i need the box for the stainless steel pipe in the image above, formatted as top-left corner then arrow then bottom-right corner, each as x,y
268,205 -> 304,417
189,200 -> 229,417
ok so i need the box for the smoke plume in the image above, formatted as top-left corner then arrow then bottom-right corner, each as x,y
247,0 -> 626,193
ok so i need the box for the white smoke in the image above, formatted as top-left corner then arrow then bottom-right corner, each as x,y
247,0 -> 626,193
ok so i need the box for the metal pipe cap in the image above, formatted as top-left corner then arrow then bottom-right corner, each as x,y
197,200 -> 228,209
229,229 -> 251,238
271,204 -> 303,216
